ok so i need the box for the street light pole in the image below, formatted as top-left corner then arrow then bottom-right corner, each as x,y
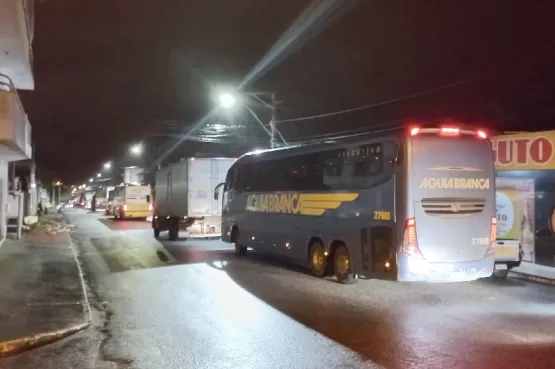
269,92 -> 276,149
218,90 -> 285,149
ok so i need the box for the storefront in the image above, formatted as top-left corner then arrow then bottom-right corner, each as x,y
492,130 -> 555,267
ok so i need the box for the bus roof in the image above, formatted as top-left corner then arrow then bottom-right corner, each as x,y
236,129 -> 404,165
236,122 -> 490,165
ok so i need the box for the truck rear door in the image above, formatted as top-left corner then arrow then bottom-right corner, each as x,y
187,159 -> 234,216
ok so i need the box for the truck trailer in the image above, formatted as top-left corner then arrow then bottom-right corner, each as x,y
152,157 -> 234,240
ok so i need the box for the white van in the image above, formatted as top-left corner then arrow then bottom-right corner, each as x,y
493,239 -> 523,278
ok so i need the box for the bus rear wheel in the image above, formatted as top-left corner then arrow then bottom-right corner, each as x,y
334,244 -> 355,284
309,241 -> 327,277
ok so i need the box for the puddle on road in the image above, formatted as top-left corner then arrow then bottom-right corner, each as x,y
90,237 -> 173,273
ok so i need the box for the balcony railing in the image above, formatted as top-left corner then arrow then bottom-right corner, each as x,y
0,73 -> 32,160
0,73 -> 25,114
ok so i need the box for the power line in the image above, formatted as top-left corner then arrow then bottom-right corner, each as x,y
276,77 -> 484,123
276,56 -> 553,124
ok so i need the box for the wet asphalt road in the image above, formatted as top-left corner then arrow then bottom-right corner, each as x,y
3,208 -> 555,369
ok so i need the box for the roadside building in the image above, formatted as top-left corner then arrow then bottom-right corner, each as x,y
0,0 -> 35,241
492,130 -> 555,268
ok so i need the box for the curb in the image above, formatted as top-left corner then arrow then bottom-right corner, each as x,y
509,271 -> 555,286
0,322 -> 90,357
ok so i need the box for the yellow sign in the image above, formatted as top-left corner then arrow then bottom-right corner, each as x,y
245,193 -> 359,216
419,177 -> 490,190
492,130 -> 555,171
373,211 -> 391,220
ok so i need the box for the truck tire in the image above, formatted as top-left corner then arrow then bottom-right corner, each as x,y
168,218 -> 179,241
153,228 -> 160,238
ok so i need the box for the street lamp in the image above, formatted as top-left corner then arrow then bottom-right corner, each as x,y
217,91 -> 279,148
129,142 -> 161,170
96,173 -> 102,178
130,143 -> 143,155
104,161 -> 111,170
89,178 -> 93,183
219,92 -> 237,109
53,181 -> 62,206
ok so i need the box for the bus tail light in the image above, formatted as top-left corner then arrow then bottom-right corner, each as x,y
402,217 -> 424,259
476,130 -> 487,139
440,127 -> 460,136
123,204 -> 128,211
410,127 -> 420,136
486,217 -> 497,256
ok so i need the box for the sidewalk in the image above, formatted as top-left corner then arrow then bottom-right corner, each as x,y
0,213 -> 91,357
510,262 -> 555,285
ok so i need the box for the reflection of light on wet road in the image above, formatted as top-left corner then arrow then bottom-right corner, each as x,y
73,209 -> 555,369
393,298 -> 555,368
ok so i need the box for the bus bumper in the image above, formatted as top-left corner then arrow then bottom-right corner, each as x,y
397,253 -> 495,282
122,211 -> 152,219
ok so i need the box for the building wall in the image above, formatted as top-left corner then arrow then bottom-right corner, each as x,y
0,160 -> 8,240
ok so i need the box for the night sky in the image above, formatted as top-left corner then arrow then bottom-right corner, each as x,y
20,0 -> 555,183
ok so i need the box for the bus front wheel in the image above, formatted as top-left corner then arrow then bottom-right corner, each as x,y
309,241 -> 327,277
334,244 -> 356,284
231,228 -> 246,255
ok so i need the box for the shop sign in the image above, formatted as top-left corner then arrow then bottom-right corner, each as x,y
492,131 -> 555,171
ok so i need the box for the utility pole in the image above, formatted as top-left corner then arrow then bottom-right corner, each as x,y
269,92 -> 276,149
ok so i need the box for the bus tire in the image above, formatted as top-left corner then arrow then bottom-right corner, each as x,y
231,227 -> 246,255
334,244 -> 356,284
492,268 -> 509,279
235,243 -> 247,256
309,240 -> 327,277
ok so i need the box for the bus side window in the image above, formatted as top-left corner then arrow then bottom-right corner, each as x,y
224,166 -> 237,191
239,163 -> 263,192
289,152 -> 330,191
235,165 -> 247,192
353,143 -> 383,177
266,157 -> 291,191
324,157 -> 343,177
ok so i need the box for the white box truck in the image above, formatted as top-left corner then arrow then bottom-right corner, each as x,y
152,157 -> 235,240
